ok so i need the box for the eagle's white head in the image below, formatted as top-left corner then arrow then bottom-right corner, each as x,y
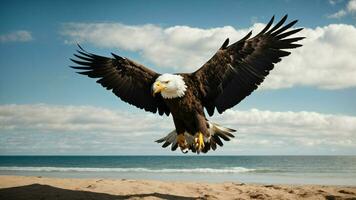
152,74 -> 187,99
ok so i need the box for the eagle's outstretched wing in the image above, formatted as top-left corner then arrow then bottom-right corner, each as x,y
70,45 -> 170,116
193,15 -> 304,116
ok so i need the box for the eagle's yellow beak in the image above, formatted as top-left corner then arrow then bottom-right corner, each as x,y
152,81 -> 166,96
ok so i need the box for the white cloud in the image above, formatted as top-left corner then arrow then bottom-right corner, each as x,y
329,0 -> 342,5
327,9 -> 347,18
262,24 -> 356,90
0,104 -> 170,135
348,0 -> 356,12
1,104 -> 355,154
0,30 -> 33,43
328,0 -> 356,18
214,109 -> 356,154
62,21 -> 356,90
215,109 -> 356,138
62,22 -> 254,71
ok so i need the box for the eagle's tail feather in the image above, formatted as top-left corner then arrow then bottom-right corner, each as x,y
202,122 -> 236,153
155,122 -> 236,154
155,130 -> 177,149
155,131 -> 193,153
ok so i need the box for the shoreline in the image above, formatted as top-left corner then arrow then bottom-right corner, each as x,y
1,175 -> 356,200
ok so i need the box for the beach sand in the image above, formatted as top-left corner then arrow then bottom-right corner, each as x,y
0,175 -> 355,200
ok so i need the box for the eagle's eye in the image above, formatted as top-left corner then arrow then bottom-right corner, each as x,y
163,80 -> 170,84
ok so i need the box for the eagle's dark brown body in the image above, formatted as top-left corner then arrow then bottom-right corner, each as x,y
163,74 -> 208,138
71,15 -> 303,154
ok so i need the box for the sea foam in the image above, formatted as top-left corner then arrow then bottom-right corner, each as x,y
0,166 -> 255,173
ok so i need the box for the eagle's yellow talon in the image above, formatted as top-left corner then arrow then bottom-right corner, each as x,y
195,132 -> 205,152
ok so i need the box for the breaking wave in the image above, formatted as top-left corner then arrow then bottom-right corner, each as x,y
0,166 -> 256,173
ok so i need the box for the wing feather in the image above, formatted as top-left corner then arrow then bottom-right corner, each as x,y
71,45 -> 170,115
193,15 -> 304,116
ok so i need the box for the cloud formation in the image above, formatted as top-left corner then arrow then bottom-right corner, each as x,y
328,0 -> 356,18
262,24 -> 356,90
0,104 -> 169,134
328,10 -> 347,18
1,104 -> 355,154
62,21 -> 356,90
329,0 -> 343,5
216,109 -> 356,145
62,22 -> 252,71
0,30 -> 33,43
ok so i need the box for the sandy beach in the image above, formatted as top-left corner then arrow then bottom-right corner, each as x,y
0,176 -> 355,200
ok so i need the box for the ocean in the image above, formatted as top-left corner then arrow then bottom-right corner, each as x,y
0,156 -> 355,185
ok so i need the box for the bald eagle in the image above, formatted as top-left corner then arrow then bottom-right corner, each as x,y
71,15 -> 303,154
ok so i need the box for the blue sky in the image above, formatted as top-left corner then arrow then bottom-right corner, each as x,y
1,0 -> 355,155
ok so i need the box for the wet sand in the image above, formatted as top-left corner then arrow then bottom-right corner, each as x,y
0,175 -> 356,200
